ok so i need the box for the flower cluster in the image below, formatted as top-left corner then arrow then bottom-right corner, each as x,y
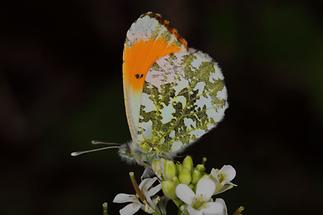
152,156 -> 235,215
113,156 -> 241,215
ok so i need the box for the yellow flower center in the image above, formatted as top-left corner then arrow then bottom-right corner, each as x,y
192,196 -> 206,209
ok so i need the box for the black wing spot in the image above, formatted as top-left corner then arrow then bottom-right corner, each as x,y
135,73 -> 144,79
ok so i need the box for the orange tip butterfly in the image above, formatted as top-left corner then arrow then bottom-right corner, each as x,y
72,12 -> 228,166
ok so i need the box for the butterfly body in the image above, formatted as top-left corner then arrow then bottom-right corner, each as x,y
121,12 -> 228,165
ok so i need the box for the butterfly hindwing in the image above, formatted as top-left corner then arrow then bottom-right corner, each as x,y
137,48 -> 228,156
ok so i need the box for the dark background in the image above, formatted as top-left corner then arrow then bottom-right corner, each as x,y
1,0 -> 323,214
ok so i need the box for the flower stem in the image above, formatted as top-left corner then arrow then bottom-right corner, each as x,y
129,172 -> 146,202
102,202 -> 108,215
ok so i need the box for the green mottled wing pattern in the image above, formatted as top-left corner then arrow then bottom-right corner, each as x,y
137,48 -> 228,157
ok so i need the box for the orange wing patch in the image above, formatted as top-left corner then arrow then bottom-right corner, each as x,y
123,38 -> 181,91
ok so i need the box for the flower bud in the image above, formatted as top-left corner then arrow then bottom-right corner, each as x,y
162,180 -> 177,200
176,163 -> 183,173
172,176 -> 179,184
178,167 -> 192,185
192,169 -> 202,184
196,164 -> 205,173
182,156 -> 193,172
164,160 -> 177,180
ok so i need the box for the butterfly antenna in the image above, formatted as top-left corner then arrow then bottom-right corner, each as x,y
91,140 -> 121,145
71,146 -> 120,157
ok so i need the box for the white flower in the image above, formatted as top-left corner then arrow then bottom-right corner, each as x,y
176,177 -> 225,215
210,165 -> 237,194
113,177 -> 161,215
211,165 -> 236,184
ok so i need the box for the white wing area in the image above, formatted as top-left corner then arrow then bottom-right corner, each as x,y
126,15 -> 159,45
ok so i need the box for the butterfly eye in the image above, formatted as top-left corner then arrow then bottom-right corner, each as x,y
135,73 -> 144,79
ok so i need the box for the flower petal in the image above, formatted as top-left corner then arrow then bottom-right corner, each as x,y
220,165 -> 236,182
215,198 -> 228,215
119,203 -> 141,215
139,177 -> 157,191
187,205 -> 203,215
202,202 -> 224,215
138,178 -> 150,190
176,184 -> 195,205
196,177 -> 215,201
148,183 -> 162,197
113,194 -> 137,203
141,167 -> 155,180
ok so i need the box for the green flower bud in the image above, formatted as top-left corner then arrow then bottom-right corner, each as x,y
182,156 -> 193,171
192,169 -> 202,184
176,162 -> 183,173
178,167 -> 192,185
196,164 -> 205,173
164,160 -> 177,180
172,176 -> 179,184
162,180 -> 177,200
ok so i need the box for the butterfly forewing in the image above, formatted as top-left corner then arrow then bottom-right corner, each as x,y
137,49 -> 228,156
123,12 -> 187,141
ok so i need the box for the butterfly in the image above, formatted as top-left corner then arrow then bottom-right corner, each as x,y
72,12 -> 228,165
119,12 -> 228,164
